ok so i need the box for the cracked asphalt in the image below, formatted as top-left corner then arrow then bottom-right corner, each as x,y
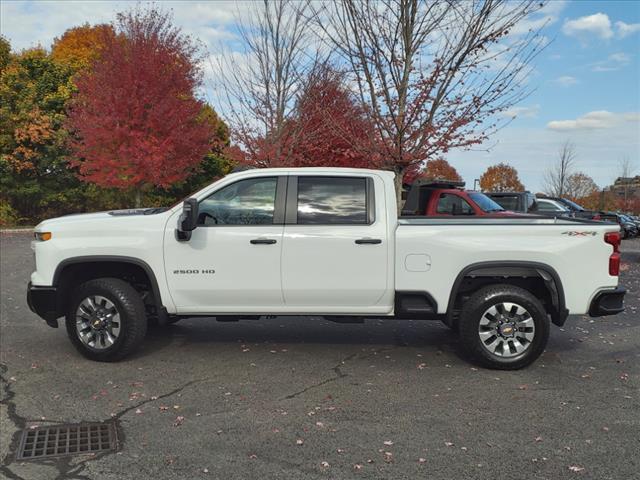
1,232 -> 638,480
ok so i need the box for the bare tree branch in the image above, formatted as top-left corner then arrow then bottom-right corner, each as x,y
311,0 -> 547,210
543,140 -> 577,197
213,0 -> 318,166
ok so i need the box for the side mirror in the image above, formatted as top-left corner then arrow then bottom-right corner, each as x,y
176,198 -> 199,241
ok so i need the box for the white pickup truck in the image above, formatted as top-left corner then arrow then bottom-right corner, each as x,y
28,167 -> 626,369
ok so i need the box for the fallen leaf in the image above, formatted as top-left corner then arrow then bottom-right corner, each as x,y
568,465 -> 585,473
296,439 -> 304,445
418,457 -> 427,463
445,442 -> 454,447
135,408 -> 143,415
383,440 -> 394,446
173,416 -> 185,426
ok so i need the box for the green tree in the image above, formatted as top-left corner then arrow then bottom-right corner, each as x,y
0,46 -> 81,222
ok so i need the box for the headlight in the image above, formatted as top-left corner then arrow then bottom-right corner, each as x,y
34,232 -> 52,241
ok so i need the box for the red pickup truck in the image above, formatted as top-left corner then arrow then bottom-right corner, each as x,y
402,180 -> 520,217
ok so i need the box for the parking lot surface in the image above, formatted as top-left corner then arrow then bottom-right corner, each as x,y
1,232 -> 638,480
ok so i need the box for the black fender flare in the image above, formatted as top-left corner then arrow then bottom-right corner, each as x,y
447,261 -> 568,327
53,255 -> 165,314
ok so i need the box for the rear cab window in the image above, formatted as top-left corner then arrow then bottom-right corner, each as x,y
436,193 -> 474,215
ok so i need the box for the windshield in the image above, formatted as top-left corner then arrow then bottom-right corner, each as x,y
469,192 -> 505,212
559,198 -> 585,211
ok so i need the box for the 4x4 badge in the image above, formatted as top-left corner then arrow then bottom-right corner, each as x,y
561,231 -> 597,237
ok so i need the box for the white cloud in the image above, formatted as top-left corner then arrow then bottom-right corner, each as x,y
0,1 -> 241,51
554,75 -> 578,87
547,111 -> 639,131
499,105 -> 540,119
562,13 -> 613,40
616,20 -> 640,38
591,52 -> 632,72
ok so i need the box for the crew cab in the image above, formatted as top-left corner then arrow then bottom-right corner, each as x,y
27,168 -> 626,369
402,180 -> 514,217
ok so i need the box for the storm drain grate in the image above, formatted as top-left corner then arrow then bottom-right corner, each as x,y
17,422 -> 117,460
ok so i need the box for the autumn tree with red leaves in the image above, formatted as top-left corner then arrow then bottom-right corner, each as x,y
66,8 -> 213,205
480,163 -> 524,192
232,64 -> 381,168
410,159 -> 463,183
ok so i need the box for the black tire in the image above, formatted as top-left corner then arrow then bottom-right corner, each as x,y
441,317 -> 459,333
65,278 -> 147,362
458,284 -> 550,370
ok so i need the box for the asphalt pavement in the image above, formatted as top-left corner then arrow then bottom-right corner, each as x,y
1,232 -> 638,480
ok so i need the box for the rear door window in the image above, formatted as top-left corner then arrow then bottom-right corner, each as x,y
296,177 -> 369,225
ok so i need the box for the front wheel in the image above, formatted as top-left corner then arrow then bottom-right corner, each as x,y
65,278 -> 147,362
458,284 -> 550,370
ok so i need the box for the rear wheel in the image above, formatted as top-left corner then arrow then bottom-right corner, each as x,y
65,278 -> 147,362
458,284 -> 550,370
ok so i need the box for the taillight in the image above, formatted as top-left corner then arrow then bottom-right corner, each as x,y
593,214 -> 601,221
604,231 -> 621,276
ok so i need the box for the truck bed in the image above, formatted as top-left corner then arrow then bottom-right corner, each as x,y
396,216 -> 619,315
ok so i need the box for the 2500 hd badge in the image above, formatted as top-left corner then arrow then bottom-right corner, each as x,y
173,269 -> 215,274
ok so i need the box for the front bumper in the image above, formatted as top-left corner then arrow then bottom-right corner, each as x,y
27,282 -> 59,327
589,287 -> 626,317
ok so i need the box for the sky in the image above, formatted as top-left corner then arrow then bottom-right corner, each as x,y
1,0 -> 639,192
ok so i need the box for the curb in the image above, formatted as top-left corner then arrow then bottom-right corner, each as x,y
0,228 -> 33,234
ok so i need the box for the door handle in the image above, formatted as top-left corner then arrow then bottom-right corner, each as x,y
250,238 -> 277,245
355,238 -> 382,245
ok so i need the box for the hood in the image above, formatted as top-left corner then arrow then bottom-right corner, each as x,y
35,208 -> 169,230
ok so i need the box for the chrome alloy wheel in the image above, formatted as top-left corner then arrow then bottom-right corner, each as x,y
75,295 -> 121,350
478,302 -> 535,358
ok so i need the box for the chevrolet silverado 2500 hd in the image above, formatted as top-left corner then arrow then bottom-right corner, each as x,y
27,168 -> 626,369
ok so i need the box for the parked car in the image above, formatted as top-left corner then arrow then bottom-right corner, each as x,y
598,212 -> 638,239
628,215 -> 640,230
484,191 -> 538,213
537,196 -> 601,220
27,167 -> 625,369
402,180 -> 517,217
620,214 -> 639,237
532,198 -> 573,217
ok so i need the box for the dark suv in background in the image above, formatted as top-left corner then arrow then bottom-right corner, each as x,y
537,195 -> 601,220
484,191 -> 538,213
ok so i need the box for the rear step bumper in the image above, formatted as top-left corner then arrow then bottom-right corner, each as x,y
589,287 -> 626,317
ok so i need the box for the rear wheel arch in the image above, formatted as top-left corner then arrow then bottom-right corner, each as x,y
446,261 -> 567,328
